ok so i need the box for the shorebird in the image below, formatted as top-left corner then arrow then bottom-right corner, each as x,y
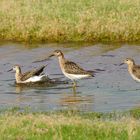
49,50 -> 94,86
124,58 -> 140,82
8,65 -> 48,84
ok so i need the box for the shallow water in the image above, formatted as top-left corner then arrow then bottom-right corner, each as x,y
0,42 -> 140,112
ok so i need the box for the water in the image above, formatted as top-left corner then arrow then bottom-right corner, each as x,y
0,42 -> 140,112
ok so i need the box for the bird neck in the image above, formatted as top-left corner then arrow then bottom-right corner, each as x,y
58,54 -> 65,70
15,68 -> 22,83
128,63 -> 134,73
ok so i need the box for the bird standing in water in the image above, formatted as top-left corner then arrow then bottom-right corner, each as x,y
124,58 -> 140,82
49,50 -> 94,87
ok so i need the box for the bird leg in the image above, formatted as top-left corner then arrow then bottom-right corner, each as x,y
72,80 -> 77,87
72,86 -> 77,94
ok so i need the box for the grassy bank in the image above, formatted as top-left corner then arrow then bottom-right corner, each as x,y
0,0 -> 140,42
0,108 -> 140,139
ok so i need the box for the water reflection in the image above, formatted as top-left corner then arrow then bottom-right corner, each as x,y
59,93 -> 94,111
14,79 -> 63,93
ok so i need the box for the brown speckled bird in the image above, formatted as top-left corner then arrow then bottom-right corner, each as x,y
9,65 -> 48,83
49,50 -> 94,86
124,58 -> 140,82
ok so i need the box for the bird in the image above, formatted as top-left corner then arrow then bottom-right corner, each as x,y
8,65 -> 48,84
49,50 -> 94,86
124,58 -> 140,82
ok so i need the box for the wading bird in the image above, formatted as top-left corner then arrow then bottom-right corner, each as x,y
49,50 -> 94,86
8,65 -> 48,84
124,58 -> 140,82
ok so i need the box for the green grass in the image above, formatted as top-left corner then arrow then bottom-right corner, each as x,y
0,0 -> 140,42
0,108 -> 140,139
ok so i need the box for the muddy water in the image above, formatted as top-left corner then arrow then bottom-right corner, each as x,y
0,42 -> 140,112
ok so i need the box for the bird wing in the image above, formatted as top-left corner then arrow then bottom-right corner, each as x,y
21,66 -> 46,81
33,65 -> 46,76
64,60 -> 92,75
132,65 -> 140,79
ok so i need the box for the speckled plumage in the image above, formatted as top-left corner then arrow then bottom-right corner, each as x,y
64,60 -> 92,76
49,50 -> 94,86
132,65 -> 140,79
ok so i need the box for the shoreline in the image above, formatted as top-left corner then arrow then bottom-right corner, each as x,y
0,39 -> 140,45
0,0 -> 140,43
0,107 -> 140,139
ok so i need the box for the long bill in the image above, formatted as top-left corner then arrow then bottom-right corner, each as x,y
7,68 -> 13,72
32,55 -> 53,63
119,63 -> 124,66
48,54 -> 54,58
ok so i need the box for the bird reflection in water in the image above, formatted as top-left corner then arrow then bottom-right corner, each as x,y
15,81 -> 55,93
59,89 -> 94,111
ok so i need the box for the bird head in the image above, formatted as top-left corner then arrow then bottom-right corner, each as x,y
49,50 -> 63,58
124,58 -> 135,66
8,65 -> 21,73
13,65 -> 20,71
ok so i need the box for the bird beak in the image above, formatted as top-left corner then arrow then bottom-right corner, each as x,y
48,54 -> 54,58
32,56 -> 52,63
119,63 -> 124,66
7,68 -> 13,72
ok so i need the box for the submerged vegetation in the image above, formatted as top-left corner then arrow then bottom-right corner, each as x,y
0,0 -> 140,42
0,108 -> 140,139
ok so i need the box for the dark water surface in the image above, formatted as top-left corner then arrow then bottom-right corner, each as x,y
0,42 -> 140,112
